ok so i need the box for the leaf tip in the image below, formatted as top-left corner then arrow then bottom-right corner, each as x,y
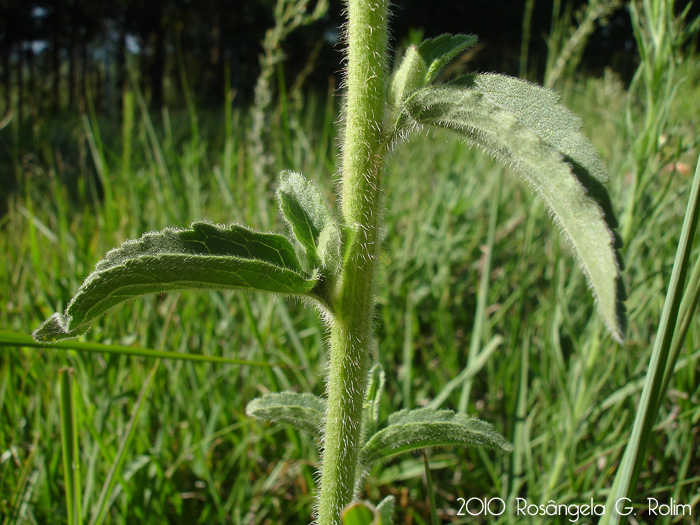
32,313 -> 77,343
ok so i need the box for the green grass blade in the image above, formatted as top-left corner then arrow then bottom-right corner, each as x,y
89,359 -> 160,525
601,155 -> 700,525
0,330 -> 293,369
59,368 -> 83,525
459,169 -> 501,412
423,452 -> 440,525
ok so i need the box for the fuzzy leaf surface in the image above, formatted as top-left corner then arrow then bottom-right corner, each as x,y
277,170 -> 333,267
362,364 -> 385,439
376,495 -> 395,525
404,82 -> 625,342
418,34 -> 478,83
386,45 -> 427,135
246,392 -> 326,439
33,222 -> 317,342
359,408 -> 513,466
342,502 -> 378,525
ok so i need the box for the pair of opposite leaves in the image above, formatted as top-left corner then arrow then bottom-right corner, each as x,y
34,34 -> 625,345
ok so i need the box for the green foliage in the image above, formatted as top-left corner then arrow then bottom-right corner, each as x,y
246,392 -> 326,439
402,80 -> 625,341
418,34 -> 478,83
33,222 -> 318,342
375,496 -> 395,525
359,408 -> 513,466
339,496 -> 396,525
362,364 -> 385,440
16,1 -> 653,523
4,64 -> 699,523
277,170 -> 340,275
58,369 -> 83,525
341,501 -> 378,525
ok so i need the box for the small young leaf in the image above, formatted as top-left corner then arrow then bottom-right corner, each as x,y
404,83 -> 625,342
277,170 -> 333,267
33,222 -> 318,342
386,45 -> 427,135
359,408 -> 513,467
342,501 -> 378,525
376,495 -> 395,525
418,34 -> 478,83
246,392 -> 326,439
317,221 -> 343,278
362,364 -> 385,440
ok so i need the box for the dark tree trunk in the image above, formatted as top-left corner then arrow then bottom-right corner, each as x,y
52,39 -> 61,112
2,45 -> 10,115
68,35 -> 76,110
210,14 -> 222,105
17,43 -> 24,122
26,45 -> 35,113
81,43 -> 88,111
150,0 -> 165,109
116,14 -> 127,112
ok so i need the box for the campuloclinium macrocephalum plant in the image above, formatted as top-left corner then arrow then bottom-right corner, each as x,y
34,0 -> 625,523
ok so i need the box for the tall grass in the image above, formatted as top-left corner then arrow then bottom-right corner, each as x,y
2,8 -> 700,525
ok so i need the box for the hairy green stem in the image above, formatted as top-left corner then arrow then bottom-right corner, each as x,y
316,0 -> 388,522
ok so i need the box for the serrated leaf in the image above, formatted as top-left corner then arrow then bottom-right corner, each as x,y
245,392 -> 326,439
359,408 -> 513,467
418,34 -> 478,84
277,170 -> 333,267
342,502 -> 378,525
33,221 -> 318,342
404,83 -> 625,342
450,74 -> 610,189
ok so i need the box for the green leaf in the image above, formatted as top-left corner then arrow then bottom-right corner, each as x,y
376,495 -> 395,525
362,364 -> 385,440
277,170 -> 334,268
450,74 -> 610,188
403,81 -> 625,342
386,45 -> 427,135
317,221 -> 343,278
342,502 -> 378,525
33,221 -> 318,342
245,392 -> 326,439
418,34 -> 478,83
359,408 -> 513,466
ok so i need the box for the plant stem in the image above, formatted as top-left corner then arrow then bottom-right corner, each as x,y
317,0 -> 388,523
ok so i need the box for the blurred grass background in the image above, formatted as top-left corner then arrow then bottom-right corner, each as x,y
2,1 -> 700,523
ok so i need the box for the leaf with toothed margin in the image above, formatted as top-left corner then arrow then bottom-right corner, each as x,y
246,392 -> 326,439
33,221 -> 318,342
359,408 -> 513,467
402,80 -> 626,342
418,34 -> 478,83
